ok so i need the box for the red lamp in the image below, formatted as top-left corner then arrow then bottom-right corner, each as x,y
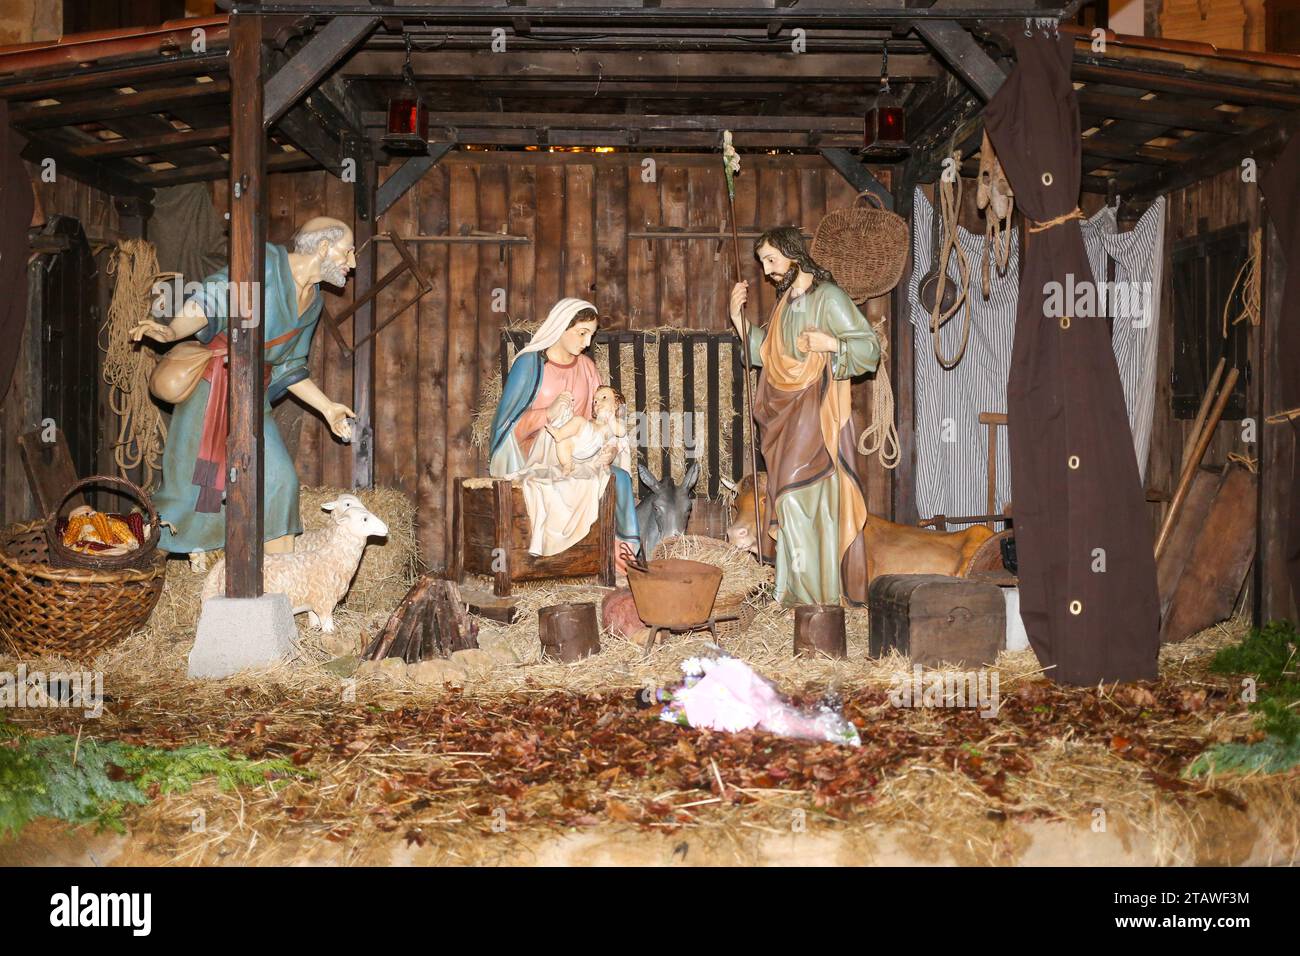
864,45 -> 907,154
384,97 -> 428,153
383,36 -> 430,154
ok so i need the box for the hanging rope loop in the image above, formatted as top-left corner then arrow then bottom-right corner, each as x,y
929,151 -> 973,370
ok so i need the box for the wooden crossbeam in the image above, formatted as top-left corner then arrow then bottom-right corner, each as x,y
134,148 -> 318,187
68,126 -> 231,160
1121,112 -> 1300,203
20,135 -> 154,201
1077,90 -> 1274,136
374,142 -> 453,218
9,78 -> 231,129
912,20 -> 1007,103
819,148 -> 894,209
262,14 -> 379,128
0,53 -> 227,102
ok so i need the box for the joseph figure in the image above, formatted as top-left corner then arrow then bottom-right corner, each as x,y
131,216 -> 358,556
729,227 -> 881,606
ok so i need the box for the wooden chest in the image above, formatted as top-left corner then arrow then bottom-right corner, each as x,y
868,574 -> 1004,667
451,477 -> 616,597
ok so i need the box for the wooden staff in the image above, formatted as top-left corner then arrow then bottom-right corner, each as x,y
725,186 -> 764,563
1155,366 -> 1239,560
1181,356 -> 1226,465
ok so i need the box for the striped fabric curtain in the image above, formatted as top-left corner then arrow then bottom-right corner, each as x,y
909,189 -> 1166,522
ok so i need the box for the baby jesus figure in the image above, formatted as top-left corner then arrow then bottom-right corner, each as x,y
545,385 -> 629,476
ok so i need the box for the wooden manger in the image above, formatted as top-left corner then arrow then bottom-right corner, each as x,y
451,476 -> 616,597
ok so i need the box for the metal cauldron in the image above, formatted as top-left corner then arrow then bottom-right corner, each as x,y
625,557 -> 723,633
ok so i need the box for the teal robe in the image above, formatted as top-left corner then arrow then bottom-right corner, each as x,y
154,243 -> 320,553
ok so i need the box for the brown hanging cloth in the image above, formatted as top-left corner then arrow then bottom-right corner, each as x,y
982,29 -> 1159,685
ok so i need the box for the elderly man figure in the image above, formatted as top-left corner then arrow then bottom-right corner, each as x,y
729,227 -> 882,606
131,216 -> 357,556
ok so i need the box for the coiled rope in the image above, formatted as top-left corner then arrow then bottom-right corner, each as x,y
101,239 -> 167,488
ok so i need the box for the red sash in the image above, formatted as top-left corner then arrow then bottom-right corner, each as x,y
190,325 -> 306,513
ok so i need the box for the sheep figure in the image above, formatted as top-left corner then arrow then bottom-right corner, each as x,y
201,505 -> 389,633
295,493 -> 366,552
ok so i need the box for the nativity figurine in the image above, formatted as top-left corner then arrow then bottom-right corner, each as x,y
729,226 -> 882,607
130,216 -> 357,557
487,298 -> 640,566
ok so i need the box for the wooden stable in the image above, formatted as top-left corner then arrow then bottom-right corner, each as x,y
0,0 -> 1295,629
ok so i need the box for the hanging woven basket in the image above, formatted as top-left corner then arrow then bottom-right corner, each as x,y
812,191 -> 910,303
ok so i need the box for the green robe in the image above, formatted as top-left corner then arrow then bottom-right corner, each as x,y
153,243 -> 321,553
746,282 -> 880,605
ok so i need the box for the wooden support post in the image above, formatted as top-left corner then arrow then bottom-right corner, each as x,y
225,10 -> 267,598
112,196 -> 152,241
891,161 -> 918,524
351,149 -> 377,489
1257,220 -> 1297,623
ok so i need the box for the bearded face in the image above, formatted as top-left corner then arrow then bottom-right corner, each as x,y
320,256 -> 350,288
757,242 -> 798,294
318,233 -> 356,288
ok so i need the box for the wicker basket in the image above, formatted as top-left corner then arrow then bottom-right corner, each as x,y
45,475 -> 161,572
0,520 -> 165,661
812,191 -> 910,303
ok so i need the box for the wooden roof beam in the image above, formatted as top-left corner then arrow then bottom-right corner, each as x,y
21,134 -> 155,201
9,77 -> 231,129
1120,112 -> 1300,203
341,50 -> 938,82
262,14 -> 378,128
912,19 -> 1007,102
247,2 -> 1074,25
1077,90 -> 1274,136
135,147 -> 318,186
0,53 -> 227,103
68,125 -> 231,159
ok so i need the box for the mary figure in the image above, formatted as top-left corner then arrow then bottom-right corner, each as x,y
488,298 -> 640,566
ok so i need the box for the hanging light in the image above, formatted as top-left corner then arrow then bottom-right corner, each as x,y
864,42 -> 907,153
383,35 -> 430,154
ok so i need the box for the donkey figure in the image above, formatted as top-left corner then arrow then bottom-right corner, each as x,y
635,461 -> 699,561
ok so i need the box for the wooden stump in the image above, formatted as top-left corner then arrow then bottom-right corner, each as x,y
793,604 -> 847,659
538,602 -> 600,662
362,575 -> 479,663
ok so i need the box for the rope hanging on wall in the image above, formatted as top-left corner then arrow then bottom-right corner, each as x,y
1222,227 -> 1261,338
929,152 -> 974,370
857,317 -> 900,470
102,239 -> 167,489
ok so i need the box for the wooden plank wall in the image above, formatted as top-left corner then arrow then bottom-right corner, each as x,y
0,171 -> 120,525
1150,166 -> 1261,523
1149,166 -> 1281,618
245,152 -> 897,571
